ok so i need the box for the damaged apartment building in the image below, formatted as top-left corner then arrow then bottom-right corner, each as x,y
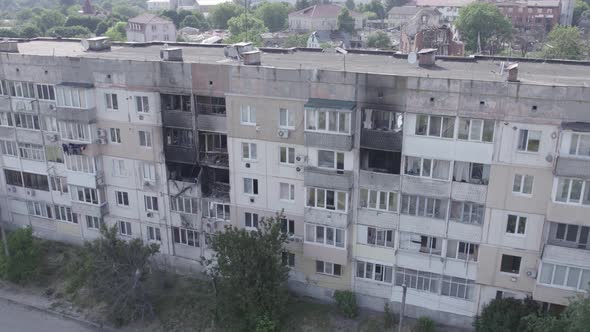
0,39 -> 590,328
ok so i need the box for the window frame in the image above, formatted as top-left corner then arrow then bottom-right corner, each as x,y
279,146 -> 295,165
279,108 -> 294,129
359,188 -> 398,212
357,260 -> 394,284
115,190 -> 130,207
500,254 -> 522,275
118,220 -> 132,236
517,129 -> 541,153
240,105 -> 256,125
279,182 -> 295,202
304,223 -> 346,248
415,114 -> 455,139
139,130 -> 152,148
105,93 -> 119,111
512,173 -> 534,195
243,177 -> 259,195
457,118 -> 494,142
305,108 -> 351,135
135,96 -> 149,113
241,142 -> 257,161
306,187 -> 348,213
506,214 -> 527,236
316,260 -> 342,277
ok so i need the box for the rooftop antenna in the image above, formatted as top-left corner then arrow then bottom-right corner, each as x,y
336,47 -> 347,71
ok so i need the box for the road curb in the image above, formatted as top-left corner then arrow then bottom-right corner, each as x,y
0,294 -> 118,332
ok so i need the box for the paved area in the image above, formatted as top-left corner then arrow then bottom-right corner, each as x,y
0,297 -> 100,332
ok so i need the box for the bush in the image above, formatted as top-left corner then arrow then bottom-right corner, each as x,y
414,317 -> 436,332
333,290 -> 358,318
474,297 -> 539,332
384,302 -> 398,328
47,26 -> 92,38
255,315 -> 278,332
0,227 -> 41,283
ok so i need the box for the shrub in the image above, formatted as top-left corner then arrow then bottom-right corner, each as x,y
255,315 -> 278,332
384,302 -> 398,328
414,317 -> 436,332
333,290 -> 358,318
0,227 -> 41,283
474,297 -> 539,332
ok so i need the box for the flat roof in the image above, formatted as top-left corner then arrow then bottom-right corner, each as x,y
10,40 -> 590,87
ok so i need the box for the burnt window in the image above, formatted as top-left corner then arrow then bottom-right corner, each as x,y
161,94 -> 191,112
196,96 -> 226,115
166,128 -> 193,147
360,149 -> 401,174
4,169 -> 23,186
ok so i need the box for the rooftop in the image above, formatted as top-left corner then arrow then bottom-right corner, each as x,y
388,6 -> 420,15
128,13 -> 173,25
289,4 -> 362,18
9,40 -> 590,87
413,0 -> 476,7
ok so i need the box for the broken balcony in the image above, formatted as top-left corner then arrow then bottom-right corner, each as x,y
198,131 -> 228,168
196,95 -> 227,132
360,109 -> 403,152
161,93 -> 193,128
360,148 -> 402,191
201,167 -> 230,202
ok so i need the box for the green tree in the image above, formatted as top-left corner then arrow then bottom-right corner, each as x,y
573,0 -> 590,25
160,9 -> 179,26
38,9 -> 66,32
455,2 -> 513,54
105,21 -> 127,41
337,8 -> 355,34
180,14 -> 209,30
475,297 -> 540,332
20,25 -> 42,38
543,25 -> 585,60
284,33 -> 308,47
16,9 -> 35,22
385,0 -> 409,12
295,0 -> 310,10
209,2 -> 244,29
48,25 -> 92,38
0,28 -> 18,38
202,214 -> 289,330
345,0 -> 355,10
0,227 -> 40,284
255,2 -> 290,32
367,31 -> 391,48
522,294 -> 590,332
365,0 -> 385,19
227,13 -> 267,38
95,21 -> 110,36
112,4 -> 140,20
64,15 -> 102,32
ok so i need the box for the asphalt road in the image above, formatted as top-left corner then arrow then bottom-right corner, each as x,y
0,298 -> 101,332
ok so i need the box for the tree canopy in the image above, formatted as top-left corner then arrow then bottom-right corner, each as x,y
105,21 -> 127,41
180,13 -> 209,31
337,8 -> 355,34
543,25 -> 585,60
295,0 -> 310,10
455,2 -> 513,54
209,2 -> 244,29
48,25 -> 92,38
522,295 -> 590,332
367,31 -> 391,48
573,0 -> 590,25
474,297 -> 540,332
255,2 -> 291,32
385,0 -> 409,12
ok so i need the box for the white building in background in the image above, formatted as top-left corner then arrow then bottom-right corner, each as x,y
147,0 -> 174,11
126,14 -> 177,43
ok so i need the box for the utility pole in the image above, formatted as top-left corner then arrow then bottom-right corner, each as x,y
0,206 -> 8,257
398,283 -> 407,332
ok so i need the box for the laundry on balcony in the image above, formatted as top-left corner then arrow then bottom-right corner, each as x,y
62,143 -> 87,155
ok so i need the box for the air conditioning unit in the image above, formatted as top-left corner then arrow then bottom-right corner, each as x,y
255,126 -> 261,132
295,155 -> 308,165
249,196 -> 255,203
526,270 -> 537,278
295,166 -> 303,173
7,186 -> 16,193
277,129 -> 289,138
26,189 -> 35,196
147,212 -> 154,218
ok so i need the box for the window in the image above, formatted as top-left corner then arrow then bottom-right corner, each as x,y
162,94 -> 191,112
539,263 -> 590,291
22,172 -> 49,191
27,201 -> 52,218
9,81 -> 35,98
36,84 -> 55,100
166,128 -> 193,147
147,226 -> 161,242
110,128 -> 121,143
551,223 -> 589,249
306,109 -> 350,134
399,233 -> 443,255
139,131 -> 152,147
304,223 -> 345,248
506,214 -> 527,235
119,221 -> 132,236
203,201 -> 230,220
18,143 -> 45,161
195,95 -> 226,115
43,116 -> 58,132
135,96 -> 149,113
0,112 -> 13,127
318,150 -> 344,170
240,105 -> 256,125
49,176 -> 68,193
144,195 -> 158,211
517,129 -> 541,152
364,109 -> 402,131
441,276 -> 475,300
569,133 -> 590,157
279,146 -> 295,165
555,178 -> 590,205
45,146 -> 63,163
58,121 -> 90,142
400,195 -> 447,219
86,216 -> 102,230
245,212 -> 259,228
359,189 -> 398,212
0,140 -> 17,156
4,169 -> 23,186
356,260 -> 393,283
394,267 -> 439,293
280,183 -> 295,201
404,156 -> 450,180
241,142 -> 257,160
316,260 -> 342,276
105,93 -> 118,110
446,240 -> 478,261
56,87 -> 87,108
116,191 -> 130,207
70,185 -> 101,205
171,196 -> 199,214
243,178 -> 259,195
306,187 -> 348,212
14,113 -> 40,130
500,254 -> 522,274
281,218 -> 295,236
366,227 -> 394,248
449,201 -> 485,225
458,118 -> 494,142
112,159 -> 128,177
282,251 -> 295,267
65,155 -> 95,173
513,174 -> 534,195
415,114 -> 455,138
453,162 -> 490,185
279,108 -> 294,128
142,162 -> 156,182
54,205 -> 77,224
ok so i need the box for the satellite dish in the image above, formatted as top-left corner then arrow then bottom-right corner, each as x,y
81,39 -> 90,51
408,52 -> 417,64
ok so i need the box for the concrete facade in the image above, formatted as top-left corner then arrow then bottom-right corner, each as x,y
0,39 -> 590,328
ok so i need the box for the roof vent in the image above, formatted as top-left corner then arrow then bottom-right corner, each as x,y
81,37 -> 111,52
242,50 -> 261,65
417,48 -> 437,66
0,41 -> 18,53
506,63 -> 519,82
160,47 -> 183,62
224,42 -> 261,65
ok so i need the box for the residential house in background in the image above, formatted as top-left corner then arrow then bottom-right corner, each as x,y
411,0 -> 476,23
288,4 -> 363,32
126,14 -> 177,42
147,0 -> 175,11
490,0 -> 561,32
399,7 -> 464,56
388,6 -> 420,28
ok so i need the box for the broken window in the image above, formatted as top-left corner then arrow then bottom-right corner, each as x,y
166,128 -> 193,147
196,95 -> 225,115
360,149 -> 401,174
162,94 -> 191,112
363,109 -> 402,132
453,161 -> 490,185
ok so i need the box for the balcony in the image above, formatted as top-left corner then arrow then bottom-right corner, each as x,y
305,208 -> 348,228
197,114 -> 226,132
360,128 -> 403,151
543,244 -> 590,268
71,201 -> 108,218
304,167 -> 353,191
198,132 -> 227,168
450,182 -> 487,205
359,170 -> 401,191
201,167 -> 230,202
303,242 -> 348,266
555,156 -> 590,178
304,132 -> 353,151
0,96 -> 11,110
401,176 -> 451,198
54,106 -> 97,123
